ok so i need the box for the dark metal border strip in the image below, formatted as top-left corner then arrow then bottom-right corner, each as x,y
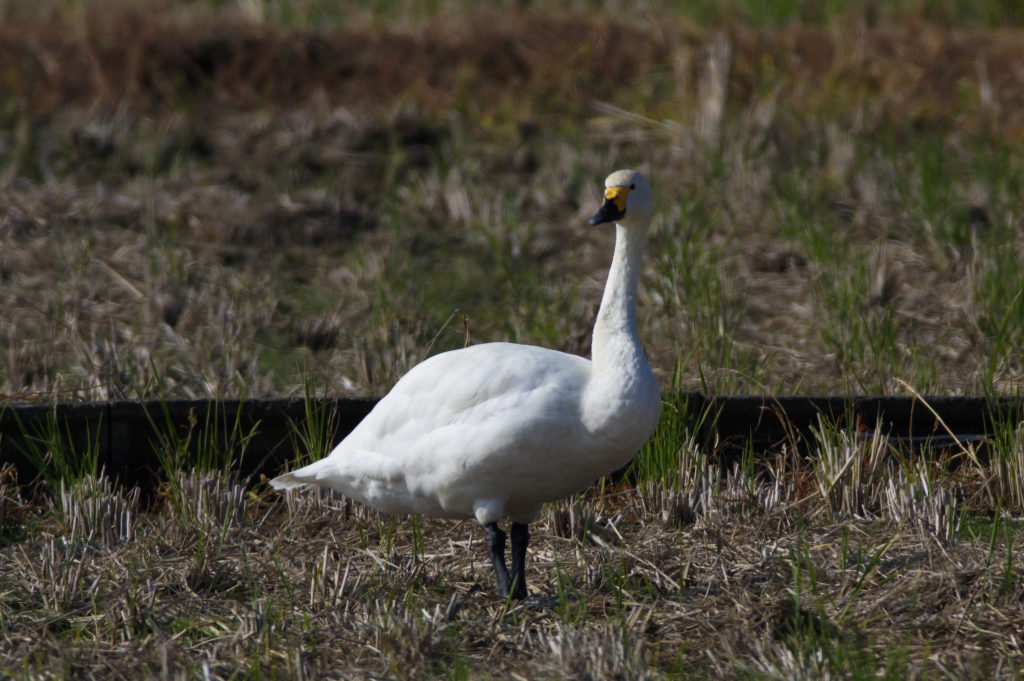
1,394 -> 1020,491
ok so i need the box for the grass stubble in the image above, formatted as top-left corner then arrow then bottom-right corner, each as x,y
2,1 -> 1024,678
2,407 -> 1024,679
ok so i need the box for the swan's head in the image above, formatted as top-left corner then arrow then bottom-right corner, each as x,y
588,169 -> 652,227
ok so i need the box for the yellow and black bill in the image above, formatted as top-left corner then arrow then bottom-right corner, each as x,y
588,185 -> 630,225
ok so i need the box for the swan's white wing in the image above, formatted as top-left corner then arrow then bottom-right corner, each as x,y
271,342 -> 593,520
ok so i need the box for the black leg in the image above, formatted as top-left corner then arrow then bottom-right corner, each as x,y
509,522 -> 529,600
485,522 -> 511,597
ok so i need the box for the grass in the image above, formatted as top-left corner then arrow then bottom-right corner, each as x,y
2,0 -> 1024,678
2,410 -> 1024,679
2,3 -> 1024,399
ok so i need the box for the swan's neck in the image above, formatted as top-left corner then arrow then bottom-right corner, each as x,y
591,221 -> 649,373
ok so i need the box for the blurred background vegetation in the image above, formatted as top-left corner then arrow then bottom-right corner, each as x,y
3,6 -> 1024,679
1,0 -> 1023,400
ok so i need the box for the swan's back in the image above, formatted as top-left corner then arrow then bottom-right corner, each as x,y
348,342 -> 590,453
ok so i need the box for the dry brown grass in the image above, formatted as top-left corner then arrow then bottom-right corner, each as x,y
2,9 -> 1024,673
2,5 -> 1023,137
3,4 -> 1024,400
1,444 -> 1022,679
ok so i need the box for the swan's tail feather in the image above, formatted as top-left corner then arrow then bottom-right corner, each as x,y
269,459 -> 330,490
269,471 -> 310,490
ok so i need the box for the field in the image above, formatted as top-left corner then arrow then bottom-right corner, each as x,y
2,0 -> 1024,678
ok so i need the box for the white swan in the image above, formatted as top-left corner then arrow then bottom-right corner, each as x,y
271,169 -> 661,599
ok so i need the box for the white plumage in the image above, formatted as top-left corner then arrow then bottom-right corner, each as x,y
271,169 -> 661,599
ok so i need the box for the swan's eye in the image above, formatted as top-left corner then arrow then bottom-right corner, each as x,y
630,183 -> 635,190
